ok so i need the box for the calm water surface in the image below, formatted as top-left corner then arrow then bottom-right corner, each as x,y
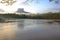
0,19 -> 60,40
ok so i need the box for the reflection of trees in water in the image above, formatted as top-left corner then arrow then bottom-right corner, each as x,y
17,19 -> 24,29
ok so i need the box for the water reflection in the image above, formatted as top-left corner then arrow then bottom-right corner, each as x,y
17,19 -> 24,29
0,19 -> 60,40
0,23 -> 17,40
15,19 -> 60,40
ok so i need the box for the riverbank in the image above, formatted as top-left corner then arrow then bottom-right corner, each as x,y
0,12 -> 60,19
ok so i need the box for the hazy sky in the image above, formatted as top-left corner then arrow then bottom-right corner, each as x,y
0,0 -> 60,13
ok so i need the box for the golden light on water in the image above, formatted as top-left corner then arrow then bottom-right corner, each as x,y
0,23 -> 17,40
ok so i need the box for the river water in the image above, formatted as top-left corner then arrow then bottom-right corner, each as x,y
0,19 -> 60,40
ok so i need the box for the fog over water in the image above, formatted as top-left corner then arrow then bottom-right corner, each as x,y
0,19 -> 60,40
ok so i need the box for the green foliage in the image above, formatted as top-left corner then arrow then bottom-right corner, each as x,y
0,12 -> 60,19
40,12 -> 60,19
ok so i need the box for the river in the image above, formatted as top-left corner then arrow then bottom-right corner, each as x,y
0,19 -> 60,40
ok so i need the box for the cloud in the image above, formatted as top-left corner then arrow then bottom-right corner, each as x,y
0,9 -> 5,12
45,6 -> 60,12
48,7 -> 60,10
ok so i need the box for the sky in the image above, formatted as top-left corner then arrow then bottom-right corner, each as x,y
0,0 -> 60,13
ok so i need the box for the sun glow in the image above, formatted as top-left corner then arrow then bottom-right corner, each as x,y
0,0 -> 35,13
0,0 -> 20,13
